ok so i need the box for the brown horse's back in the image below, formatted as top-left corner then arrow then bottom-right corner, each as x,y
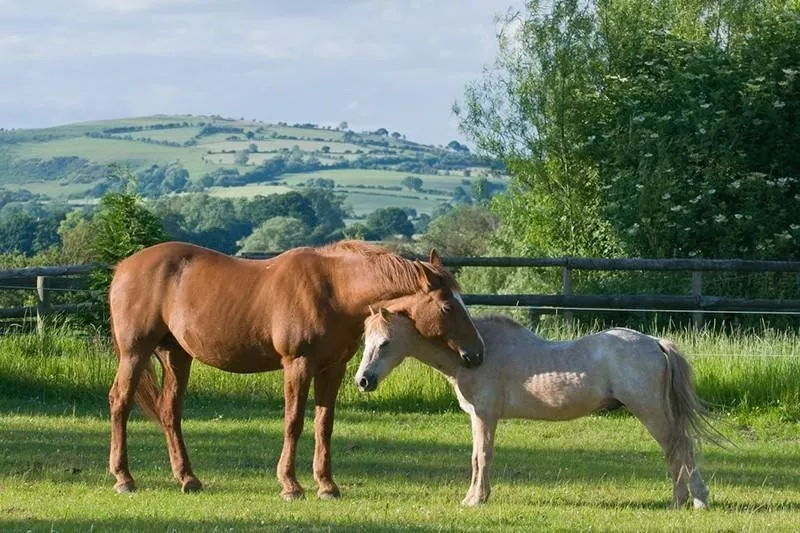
110,242 -> 317,373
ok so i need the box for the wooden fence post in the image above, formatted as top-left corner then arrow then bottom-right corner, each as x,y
692,271 -> 703,331
36,275 -> 51,336
562,266 -> 573,325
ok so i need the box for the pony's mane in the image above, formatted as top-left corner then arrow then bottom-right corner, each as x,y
319,240 -> 460,292
475,314 -> 527,330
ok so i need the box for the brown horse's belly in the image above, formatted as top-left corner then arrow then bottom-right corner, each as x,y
180,337 -> 283,374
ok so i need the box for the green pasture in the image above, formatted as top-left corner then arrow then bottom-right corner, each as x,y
3,181 -> 100,199
0,325 -> 799,531
206,183 -> 295,198
341,190 -> 450,216
10,137 -> 182,167
280,168 -> 479,193
123,127 -> 202,143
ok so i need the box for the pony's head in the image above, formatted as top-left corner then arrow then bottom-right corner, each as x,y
356,308 -> 425,392
383,249 -> 484,371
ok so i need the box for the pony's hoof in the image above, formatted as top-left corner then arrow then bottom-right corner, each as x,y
461,496 -> 484,507
114,481 -> 136,494
317,487 -> 341,500
281,489 -> 305,501
181,478 -> 203,493
693,498 -> 708,510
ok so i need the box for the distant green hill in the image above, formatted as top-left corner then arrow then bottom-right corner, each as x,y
0,115 -> 505,217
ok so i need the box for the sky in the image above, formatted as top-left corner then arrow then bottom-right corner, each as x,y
0,0 -> 521,145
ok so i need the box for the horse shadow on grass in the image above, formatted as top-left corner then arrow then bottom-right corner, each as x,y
2,409 -> 800,503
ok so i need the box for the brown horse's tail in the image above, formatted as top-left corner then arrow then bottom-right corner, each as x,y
133,358 -> 163,424
658,339 -> 728,460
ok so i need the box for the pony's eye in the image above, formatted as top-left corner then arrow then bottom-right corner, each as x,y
379,340 -> 389,348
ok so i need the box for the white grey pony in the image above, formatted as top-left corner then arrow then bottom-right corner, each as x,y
356,309 -> 721,509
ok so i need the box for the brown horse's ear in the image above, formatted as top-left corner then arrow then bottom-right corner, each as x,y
429,249 -> 442,268
417,262 -> 443,291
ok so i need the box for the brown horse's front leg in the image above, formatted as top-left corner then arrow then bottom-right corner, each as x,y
462,412 -> 497,506
277,356 -> 313,500
312,361 -> 348,499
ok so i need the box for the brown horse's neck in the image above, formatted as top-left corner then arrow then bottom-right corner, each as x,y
331,255 -> 427,316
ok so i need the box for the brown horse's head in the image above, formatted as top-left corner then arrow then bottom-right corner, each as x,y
384,249 -> 484,370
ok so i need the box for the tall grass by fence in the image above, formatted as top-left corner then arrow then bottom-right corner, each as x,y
2,323 -> 797,419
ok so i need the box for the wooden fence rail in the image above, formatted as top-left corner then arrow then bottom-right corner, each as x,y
2,256 -> 799,333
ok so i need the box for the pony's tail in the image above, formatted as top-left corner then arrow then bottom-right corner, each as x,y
659,339 -> 728,456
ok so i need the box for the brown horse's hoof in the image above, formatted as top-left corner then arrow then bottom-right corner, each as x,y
114,481 -> 136,494
280,489 -> 305,501
181,478 -> 203,493
317,487 -> 341,500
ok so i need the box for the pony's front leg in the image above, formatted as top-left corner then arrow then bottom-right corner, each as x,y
312,361 -> 348,499
461,412 -> 497,506
277,356 -> 313,500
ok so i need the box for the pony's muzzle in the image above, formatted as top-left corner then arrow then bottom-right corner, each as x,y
459,349 -> 483,369
357,373 -> 378,392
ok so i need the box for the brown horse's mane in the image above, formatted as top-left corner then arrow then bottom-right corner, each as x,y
319,240 -> 460,292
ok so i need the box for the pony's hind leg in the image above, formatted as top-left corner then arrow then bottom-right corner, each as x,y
108,348 -> 151,493
640,413 -> 693,509
154,341 -> 202,493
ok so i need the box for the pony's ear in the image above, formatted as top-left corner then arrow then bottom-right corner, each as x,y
368,305 -> 376,316
379,307 -> 392,321
429,249 -> 442,268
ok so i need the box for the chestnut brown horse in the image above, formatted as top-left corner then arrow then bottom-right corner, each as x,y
108,240 -> 484,499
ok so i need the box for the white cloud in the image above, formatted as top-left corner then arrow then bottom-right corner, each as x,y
0,0 -> 522,144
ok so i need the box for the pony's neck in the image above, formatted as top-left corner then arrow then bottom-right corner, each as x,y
411,338 -> 460,380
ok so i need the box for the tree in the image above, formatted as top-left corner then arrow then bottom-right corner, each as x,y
238,216 -> 309,253
58,208 -> 96,264
88,167 -> 168,310
421,205 -> 499,257
374,127 -> 389,136
338,121 -> 349,131
248,143 -> 258,153
320,145 -> 331,154
457,0 -> 800,261
365,207 -> 414,238
401,175 -> 424,191
235,150 -> 250,166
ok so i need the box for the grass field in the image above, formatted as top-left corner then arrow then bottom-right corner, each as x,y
0,325 -> 799,531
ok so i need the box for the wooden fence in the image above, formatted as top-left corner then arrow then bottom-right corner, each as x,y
2,255 -> 799,333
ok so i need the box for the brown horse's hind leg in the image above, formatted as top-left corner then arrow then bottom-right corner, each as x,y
277,356 -> 314,500
108,350 -> 151,493
154,342 -> 202,493
312,361 -> 348,499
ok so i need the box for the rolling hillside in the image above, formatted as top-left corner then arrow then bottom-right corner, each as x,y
0,115 -> 504,218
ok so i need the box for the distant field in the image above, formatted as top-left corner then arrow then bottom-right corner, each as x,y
1,114 -> 504,218
4,181 -> 99,199
206,184 -> 295,198
10,137 -> 183,165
